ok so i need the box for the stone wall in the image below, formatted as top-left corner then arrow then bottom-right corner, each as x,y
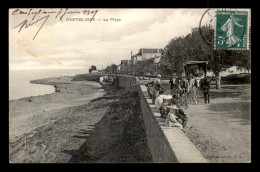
116,75 -> 178,162
115,75 -> 207,163
136,85 -> 178,162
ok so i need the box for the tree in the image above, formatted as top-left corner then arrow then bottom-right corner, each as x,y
161,25 -> 250,89
135,61 -> 144,76
89,65 -> 97,73
135,58 -> 157,77
120,63 -> 131,74
91,65 -> 97,70
105,64 -> 118,74
110,64 -> 118,74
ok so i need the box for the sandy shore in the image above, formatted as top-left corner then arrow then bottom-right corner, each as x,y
9,75 -> 152,163
9,76 -> 109,163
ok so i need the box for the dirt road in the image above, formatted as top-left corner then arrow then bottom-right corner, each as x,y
183,84 -> 251,163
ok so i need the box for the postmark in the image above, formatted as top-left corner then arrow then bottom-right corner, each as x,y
199,9 -> 216,48
215,10 -> 249,50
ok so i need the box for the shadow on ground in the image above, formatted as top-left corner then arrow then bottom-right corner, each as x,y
207,101 -> 251,126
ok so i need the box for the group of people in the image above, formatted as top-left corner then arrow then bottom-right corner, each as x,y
160,94 -> 188,130
169,72 -> 211,106
145,72 -> 211,130
145,74 -> 188,130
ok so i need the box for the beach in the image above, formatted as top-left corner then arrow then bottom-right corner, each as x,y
9,75 -> 152,163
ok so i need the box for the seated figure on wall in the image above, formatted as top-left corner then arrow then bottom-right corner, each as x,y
159,98 -> 171,119
145,81 -> 154,99
152,74 -> 162,104
165,94 -> 188,129
154,90 -> 172,118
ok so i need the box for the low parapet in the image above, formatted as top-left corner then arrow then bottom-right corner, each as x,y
137,84 -> 208,163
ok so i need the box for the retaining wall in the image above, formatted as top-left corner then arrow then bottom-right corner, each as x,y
136,84 -> 179,162
115,75 -> 208,163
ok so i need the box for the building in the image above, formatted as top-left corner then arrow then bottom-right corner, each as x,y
121,60 -> 131,67
131,48 -> 163,63
131,48 -> 163,74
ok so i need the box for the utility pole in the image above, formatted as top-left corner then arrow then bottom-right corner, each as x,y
131,51 -> 133,75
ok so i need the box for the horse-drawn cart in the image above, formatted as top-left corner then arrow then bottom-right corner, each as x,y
182,61 -> 208,78
182,61 -> 210,104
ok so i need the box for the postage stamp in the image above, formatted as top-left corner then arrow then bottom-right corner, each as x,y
215,10 -> 249,50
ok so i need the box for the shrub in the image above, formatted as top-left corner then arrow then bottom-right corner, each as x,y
222,73 -> 251,84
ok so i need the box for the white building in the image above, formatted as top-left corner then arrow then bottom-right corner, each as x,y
131,48 -> 163,65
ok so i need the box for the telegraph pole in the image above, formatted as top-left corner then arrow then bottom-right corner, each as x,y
131,51 -> 133,75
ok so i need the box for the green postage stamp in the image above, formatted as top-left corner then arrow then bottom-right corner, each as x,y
215,10 -> 249,50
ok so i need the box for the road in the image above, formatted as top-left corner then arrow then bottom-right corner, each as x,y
168,83 -> 251,163
140,77 -> 251,163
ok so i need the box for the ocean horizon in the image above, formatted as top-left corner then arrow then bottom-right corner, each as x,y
9,69 -> 89,100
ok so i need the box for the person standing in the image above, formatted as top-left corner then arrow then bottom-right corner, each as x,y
201,76 -> 211,104
179,76 -> 189,109
169,73 -> 179,95
189,74 -> 198,105
152,74 -> 162,104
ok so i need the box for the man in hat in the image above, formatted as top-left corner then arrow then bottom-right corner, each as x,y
165,104 -> 183,129
200,75 -> 211,104
179,75 -> 189,109
189,73 -> 200,105
169,73 -> 179,95
152,74 -> 162,104
145,81 -> 154,99
160,94 -> 180,119
165,94 -> 188,129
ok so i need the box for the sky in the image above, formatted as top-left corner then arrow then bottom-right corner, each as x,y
9,8 -> 212,70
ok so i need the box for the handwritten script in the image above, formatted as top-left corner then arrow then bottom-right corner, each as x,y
11,9 -> 99,40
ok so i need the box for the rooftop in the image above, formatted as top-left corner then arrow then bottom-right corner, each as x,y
139,48 -> 163,54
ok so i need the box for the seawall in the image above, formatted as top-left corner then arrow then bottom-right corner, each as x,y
114,75 -> 208,163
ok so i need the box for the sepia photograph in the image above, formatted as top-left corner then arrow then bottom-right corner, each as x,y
9,8 -> 251,163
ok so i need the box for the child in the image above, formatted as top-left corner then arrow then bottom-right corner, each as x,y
160,99 -> 170,119
165,94 -> 188,129
165,105 -> 183,130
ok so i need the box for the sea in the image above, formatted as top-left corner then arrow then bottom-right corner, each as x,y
9,69 -> 89,100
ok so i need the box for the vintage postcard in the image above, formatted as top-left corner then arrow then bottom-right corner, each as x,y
9,8 -> 251,163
